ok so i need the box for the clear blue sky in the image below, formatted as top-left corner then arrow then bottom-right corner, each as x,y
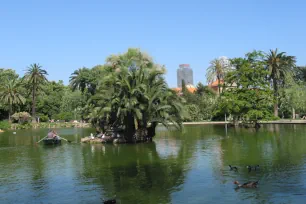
1,0 -> 306,87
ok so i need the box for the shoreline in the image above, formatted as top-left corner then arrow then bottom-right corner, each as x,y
181,120 -> 306,125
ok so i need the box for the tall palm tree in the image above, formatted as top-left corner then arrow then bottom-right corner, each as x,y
0,79 -> 26,122
265,49 -> 296,117
24,63 -> 48,122
206,58 -> 229,94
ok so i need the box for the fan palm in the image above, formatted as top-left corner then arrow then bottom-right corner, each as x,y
23,63 -> 48,122
0,79 -> 26,122
265,49 -> 296,117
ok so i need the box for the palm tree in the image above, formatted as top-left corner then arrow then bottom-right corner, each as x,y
69,67 -> 90,92
24,63 -> 48,122
89,48 -> 184,142
265,49 -> 296,117
0,79 -> 26,122
206,58 -> 229,94
69,67 -> 100,95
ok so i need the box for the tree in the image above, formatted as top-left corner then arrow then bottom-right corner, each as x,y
60,89 -> 86,120
265,49 -> 296,117
69,67 -> 91,93
89,48 -> 185,142
295,66 -> 306,82
0,69 -> 20,120
215,51 -> 273,125
279,79 -> 306,119
195,82 -> 216,97
0,68 -> 19,82
36,80 -> 65,118
69,66 -> 102,95
185,104 -> 203,122
206,57 -> 230,94
0,79 -> 26,122
23,63 -> 48,122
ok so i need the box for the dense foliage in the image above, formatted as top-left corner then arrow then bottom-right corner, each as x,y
86,49 -> 185,142
214,51 -> 274,122
0,67 -> 84,125
182,49 -> 303,124
0,48 -> 305,133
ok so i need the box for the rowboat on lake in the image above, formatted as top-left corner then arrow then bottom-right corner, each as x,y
43,137 -> 61,145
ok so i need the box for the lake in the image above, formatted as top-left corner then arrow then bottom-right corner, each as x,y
1,125 -> 306,203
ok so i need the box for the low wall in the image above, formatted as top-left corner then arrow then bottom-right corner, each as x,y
167,120 -> 306,126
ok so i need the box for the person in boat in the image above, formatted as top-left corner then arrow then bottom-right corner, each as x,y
47,130 -> 58,139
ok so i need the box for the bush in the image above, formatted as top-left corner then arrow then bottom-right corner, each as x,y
11,112 -> 32,124
0,120 -> 11,130
37,114 -> 49,122
184,104 -> 203,122
53,112 -> 74,122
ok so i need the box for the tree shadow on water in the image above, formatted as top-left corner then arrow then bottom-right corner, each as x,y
80,139 -> 197,204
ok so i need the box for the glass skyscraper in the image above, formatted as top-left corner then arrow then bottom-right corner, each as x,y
177,64 -> 193,87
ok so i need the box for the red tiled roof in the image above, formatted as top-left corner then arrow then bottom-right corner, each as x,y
172,86 -> 196,93
208,79 -> 224,87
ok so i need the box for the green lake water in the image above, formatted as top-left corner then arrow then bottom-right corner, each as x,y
1,125 -> 306,203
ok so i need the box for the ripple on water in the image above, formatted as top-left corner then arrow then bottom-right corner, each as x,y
1,126 -> 306,203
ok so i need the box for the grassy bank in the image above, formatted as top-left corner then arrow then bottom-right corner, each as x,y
0,121 -> 91,131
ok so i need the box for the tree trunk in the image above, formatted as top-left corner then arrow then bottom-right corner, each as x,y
273,79 -> 278,117
8,104 -> 12,123
217,77 -> 221,95
147,122 -> 157,142
274,103 -> 278,117
292,108 -> 296,120
123,113 -> 136,142
32,85 -> 36,123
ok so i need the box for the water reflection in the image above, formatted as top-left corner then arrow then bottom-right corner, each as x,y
1,125 -> 306,203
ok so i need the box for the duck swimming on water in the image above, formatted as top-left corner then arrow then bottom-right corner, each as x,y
103,199 -> 116,204
229,165 -> 238,171
234,181 -> 258,188
246,165 -> 259,172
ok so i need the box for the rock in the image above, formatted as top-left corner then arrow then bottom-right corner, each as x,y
81,136 -> 103,143
113,138 -> 126,144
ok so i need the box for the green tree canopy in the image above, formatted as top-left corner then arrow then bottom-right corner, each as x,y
215,51 -> 273,123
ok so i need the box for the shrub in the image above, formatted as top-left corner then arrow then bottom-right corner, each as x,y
53,112 -> 74,122
11,112 -> 32,124
0,120 -> 11,130
184,104 -> 203,122
37,114 -> 49,122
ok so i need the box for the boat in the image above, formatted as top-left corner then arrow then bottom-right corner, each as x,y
43,137 -> 61,145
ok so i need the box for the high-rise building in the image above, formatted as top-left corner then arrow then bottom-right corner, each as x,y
177,64 -> 193,88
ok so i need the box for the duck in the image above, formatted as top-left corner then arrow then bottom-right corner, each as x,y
246,165 -> 259,172
229,165 -> 238,171
103,199 -> 116,204
234,180 -> 258,188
